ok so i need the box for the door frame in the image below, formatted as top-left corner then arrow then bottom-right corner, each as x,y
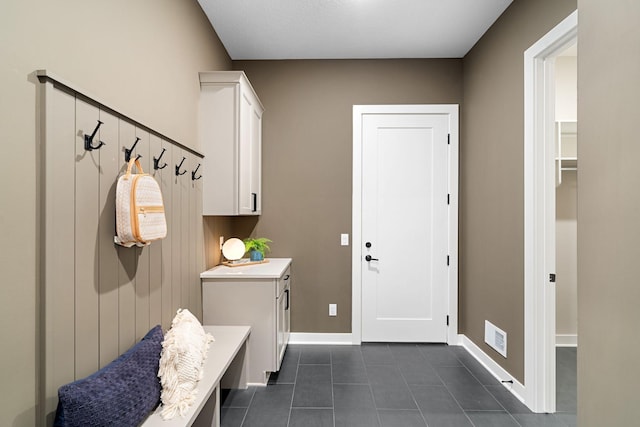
351,104 -> 459,345
523,11 -> 577,413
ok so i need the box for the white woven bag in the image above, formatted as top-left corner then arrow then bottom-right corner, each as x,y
115,158 -> 167,247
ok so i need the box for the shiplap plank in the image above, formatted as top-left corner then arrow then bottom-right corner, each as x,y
40,76 -> 205,425
172,146 -> 183,314
117,121 -> 137,353
135,128 -> 151,340
74,99 -> 101,378
160,140 -> 174,330
43,82 -> 76,418
97,108 -> 120,368
181,150 -> 190,310
190,155 -> 203,321
148,134 -> 163,328
195,156 -> 204,321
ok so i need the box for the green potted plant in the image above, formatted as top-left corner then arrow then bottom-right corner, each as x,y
243,237 -> 272,261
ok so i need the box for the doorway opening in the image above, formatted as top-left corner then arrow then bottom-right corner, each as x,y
523,11 -> 577,413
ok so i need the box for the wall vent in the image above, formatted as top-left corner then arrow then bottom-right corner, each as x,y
484,320 -> 507,358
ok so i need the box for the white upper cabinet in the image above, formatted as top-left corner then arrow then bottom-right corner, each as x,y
199,71 -> 264,215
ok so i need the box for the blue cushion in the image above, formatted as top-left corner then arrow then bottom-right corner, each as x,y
54,325 -> 164,427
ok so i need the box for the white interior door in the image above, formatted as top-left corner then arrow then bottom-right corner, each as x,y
360,112 -> 450,342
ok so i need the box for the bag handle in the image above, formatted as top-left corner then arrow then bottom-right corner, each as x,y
125,157 -> 144,179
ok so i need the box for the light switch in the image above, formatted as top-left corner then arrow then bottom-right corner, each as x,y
340,233 -> 349,246
329,304 -> 337,316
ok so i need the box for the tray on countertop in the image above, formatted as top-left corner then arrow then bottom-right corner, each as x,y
221,259 -> 270,268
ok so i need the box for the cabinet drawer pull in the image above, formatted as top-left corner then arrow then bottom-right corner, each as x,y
252,192 -> 257,212
283,275 -> 290,280
285,289 -> 290,310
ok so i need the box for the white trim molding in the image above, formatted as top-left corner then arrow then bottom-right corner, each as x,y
524,10 -> 578,414
556,334 -> 578,347
352,104 -> 459,346
460,335 -> 526,404
289,333 -> 354,345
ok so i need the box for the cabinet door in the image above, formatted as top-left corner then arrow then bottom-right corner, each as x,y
276,291 -> 288,371
238,90 -> 254,214
250,107 -> 262,214
283,285 -> 290,353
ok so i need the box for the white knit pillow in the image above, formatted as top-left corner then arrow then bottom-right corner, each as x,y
158,309 -> 214,420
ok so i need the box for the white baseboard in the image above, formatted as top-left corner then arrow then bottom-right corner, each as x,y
556,334 -> 578,347
289,332 -> 354,345
458,334 -> 527,404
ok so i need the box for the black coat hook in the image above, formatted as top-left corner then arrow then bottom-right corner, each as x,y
192,163 -> 202,181
124,137 -> 141,162
84,120 -> 106,151
175,157 -> 187,176
153,148 -> 168,170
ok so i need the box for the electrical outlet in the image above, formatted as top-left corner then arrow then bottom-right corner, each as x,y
329,304 -> 337,316
340,233 -> 349,246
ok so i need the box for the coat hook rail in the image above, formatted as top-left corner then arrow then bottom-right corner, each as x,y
153,148 -> 167,170
175,157 -> 187,176
84,120 -> 106,151
124,137 -> 141,162
191,163 -> 202,181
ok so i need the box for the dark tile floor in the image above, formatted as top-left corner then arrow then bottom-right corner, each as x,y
221,344 -> 577,427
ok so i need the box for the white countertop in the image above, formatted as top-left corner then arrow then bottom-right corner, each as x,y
200,257 -> 292,279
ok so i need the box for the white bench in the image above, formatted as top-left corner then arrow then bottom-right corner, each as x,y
142,325 -> 251,427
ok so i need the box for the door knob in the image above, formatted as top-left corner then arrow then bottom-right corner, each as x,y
365,255 -> 379,262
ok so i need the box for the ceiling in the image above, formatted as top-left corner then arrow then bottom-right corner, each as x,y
197,0 -> 514,60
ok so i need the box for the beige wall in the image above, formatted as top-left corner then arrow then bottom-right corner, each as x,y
460,0 -> 576,381
555,57 -> 578,338
556,172 -> 578,336
0,1 -> 230,425
228,59 -> 462,333
577,0 -> 640,425
556,56 -> 578,122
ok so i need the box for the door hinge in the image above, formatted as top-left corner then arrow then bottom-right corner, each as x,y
447,255 -> 450,266
447,134 -> 450,145
447,194 -> 450,205
549,273 -> 556,283
446,315 -> 450,326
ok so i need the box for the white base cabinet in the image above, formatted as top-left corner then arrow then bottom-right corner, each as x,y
201,258 -> 292,385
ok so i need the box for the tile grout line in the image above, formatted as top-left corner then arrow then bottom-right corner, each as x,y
394,343 -> 431,427
330,348 -> 336,427
424,347 -> 478,427
285,349 -> 301,427
453,348 -> 528,427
